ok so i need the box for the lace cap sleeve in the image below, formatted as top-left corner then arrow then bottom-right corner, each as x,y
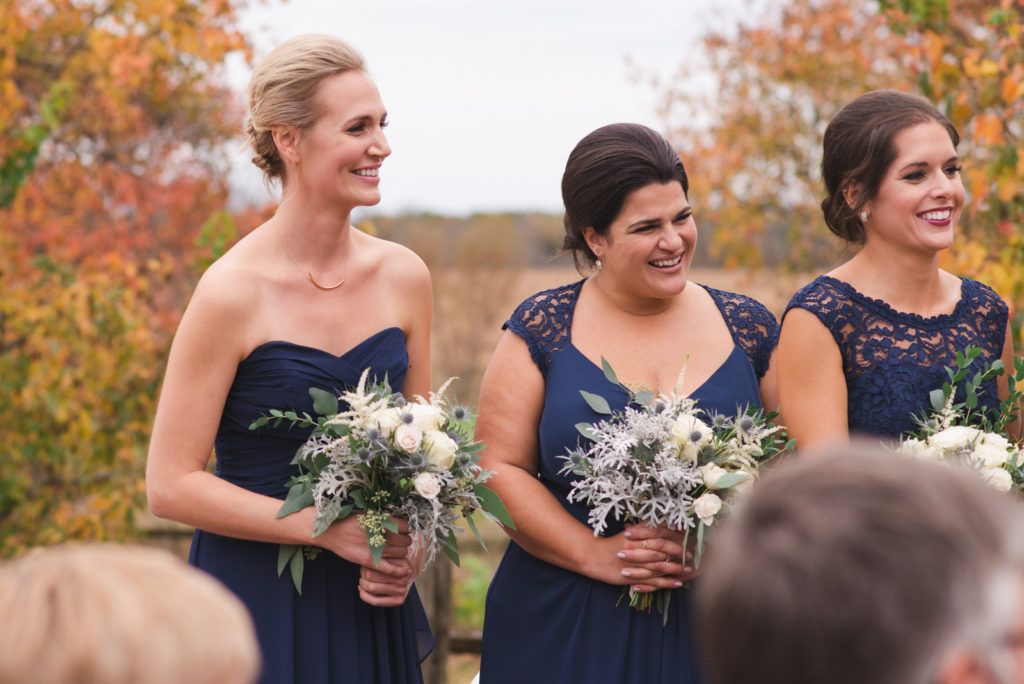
705,286 -> 780,379
502,280 -> 583,377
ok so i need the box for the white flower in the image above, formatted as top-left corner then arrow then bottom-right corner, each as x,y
424,430 -> 458,469
368,407 -> 402,437
413,472 -> 441,499
974,437 -> 1011,468
930,425 -> 983,453
693,493 -> 722,526
981,467 -> 1013,493
408,403 -> 444,431
700,464 -> 728,489
394,423 -> 423,453
900,437 -> 939,460
671,414 -> 713,462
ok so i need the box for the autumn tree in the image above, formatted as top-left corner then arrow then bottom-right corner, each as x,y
661,0 -> 1023,341
0,0 -> 252,555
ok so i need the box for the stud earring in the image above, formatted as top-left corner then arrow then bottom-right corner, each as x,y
860,210 -> 869,223
595,258 -> 602,271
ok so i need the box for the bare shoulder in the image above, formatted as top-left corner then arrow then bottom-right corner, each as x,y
362,232 -> 431,288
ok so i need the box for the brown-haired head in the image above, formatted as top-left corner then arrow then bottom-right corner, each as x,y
560,123 -> 689,273
820,89 -> 959,245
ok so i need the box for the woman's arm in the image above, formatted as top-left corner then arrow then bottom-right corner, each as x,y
146,270 -> 413,605
395,248 -> 433,399
776,308 -> 849,454
477,330 -> 684,590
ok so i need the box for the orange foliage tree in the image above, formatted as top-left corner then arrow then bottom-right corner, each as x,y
0,0 -> 252,555
660,0 -> 1023,340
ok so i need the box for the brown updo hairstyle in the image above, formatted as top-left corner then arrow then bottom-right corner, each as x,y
560,123 -> 689,273
821,89 -> 959,245
246,34 -> 366,184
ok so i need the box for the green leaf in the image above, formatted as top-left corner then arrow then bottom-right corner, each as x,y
382,519 -> 399,534
474,483 -> 516,530
580,390 -> 612,415
575,422 -> 600,441
966,391 -> 979,409
600,357 -> 619,386
929,388 -> 947,412
710,472 -> 746,490
350,489 -> 366,509
367,530 -> 384,567
277,544 -> 299,577
309,387 -> 339,416
439,528 -> 461,566
289,549 -> 304,595
634,389 -> 655,407
464,513 -> 487,552
277,484 -> 314,518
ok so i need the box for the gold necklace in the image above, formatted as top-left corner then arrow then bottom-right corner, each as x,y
307,271 -> 345,290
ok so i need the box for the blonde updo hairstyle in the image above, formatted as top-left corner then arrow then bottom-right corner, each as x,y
246,34 -> 366,184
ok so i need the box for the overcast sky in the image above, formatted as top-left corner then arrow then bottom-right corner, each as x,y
228,0 -> 747,217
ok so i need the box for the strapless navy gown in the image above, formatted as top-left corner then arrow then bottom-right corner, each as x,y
189,328 -> 434,684
479,281 -> 779,684
784,276 -> 1008,439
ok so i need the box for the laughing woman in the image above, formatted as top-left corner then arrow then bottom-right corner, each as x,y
476,123 -> 779,683
777,90 -> 1018,451
146,35 -> 433,683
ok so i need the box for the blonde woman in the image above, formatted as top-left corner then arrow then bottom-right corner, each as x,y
146,35 -> 433,683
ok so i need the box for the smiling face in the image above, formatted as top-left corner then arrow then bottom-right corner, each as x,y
860,120 -> 965,255
585,181 -> 696,299
289,69 -> 391,209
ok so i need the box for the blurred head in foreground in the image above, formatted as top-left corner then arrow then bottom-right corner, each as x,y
0,543 -> 260,684
696,444 -> 1024,684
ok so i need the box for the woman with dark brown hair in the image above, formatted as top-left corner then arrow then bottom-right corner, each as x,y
475,123 -> 779,683
777,89 -> 1018,451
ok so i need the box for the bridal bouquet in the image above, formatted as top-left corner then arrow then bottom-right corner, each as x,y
559,359 -> 789,620
250,370 -> 514,594
897,347 -> 1024,494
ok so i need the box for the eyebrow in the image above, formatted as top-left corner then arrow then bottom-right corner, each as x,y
627,206 -> 692,230
896,155 -> 960,174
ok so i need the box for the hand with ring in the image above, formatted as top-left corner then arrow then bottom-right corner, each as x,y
616,522 -> 696,593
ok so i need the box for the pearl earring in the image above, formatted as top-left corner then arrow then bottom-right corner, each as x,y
860,210 -> 868,223
595,259 -> 603,271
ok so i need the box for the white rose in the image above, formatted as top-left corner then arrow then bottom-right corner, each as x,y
981,467 -> 1013,493
369,407 -> 402,437
408,403 -> 444,431
394,423 -> 423,453
693,493 -> 723,526
413,472 -> 441,499
930,426 -> 983,453
974,438 -> 1011,468
424,430 -> 458,469
672,414 -> 713,462
899,438 -> 939,460
700,464 -> 728,488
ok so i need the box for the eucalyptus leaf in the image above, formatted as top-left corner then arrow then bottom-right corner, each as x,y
277,485 -> 314,518
309,387 -> 339,416
710,472 -> 747,490
576,422 -> 600,441
929,388 -> 947,412
580,390 -> 612,415
289,549 -> 304,595
464,513 -> 487,552
600,357 -> 619,386
367,531 -> 384,567
474,483 -> 516,530
382,519 -> 399,534
634,389 -> 655,407
277,544 -> 299,577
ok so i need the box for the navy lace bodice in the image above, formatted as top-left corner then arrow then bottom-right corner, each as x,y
508,279 -> 777,380
784,275 -> 1008,439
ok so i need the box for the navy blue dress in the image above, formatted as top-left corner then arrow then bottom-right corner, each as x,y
784,275 -> 1008,439
189,328 -> 434,684
479,281 -> 778,684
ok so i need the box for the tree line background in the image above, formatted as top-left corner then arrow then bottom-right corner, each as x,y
2,0 -> 1022,671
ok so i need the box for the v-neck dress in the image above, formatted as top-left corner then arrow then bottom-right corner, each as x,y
189,327 -> 434,684
479,280 -> 778,684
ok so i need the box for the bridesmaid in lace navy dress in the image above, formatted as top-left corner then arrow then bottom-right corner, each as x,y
476,124 -> 779,683
146,36 -> 433,683
778,90 -> 1019,450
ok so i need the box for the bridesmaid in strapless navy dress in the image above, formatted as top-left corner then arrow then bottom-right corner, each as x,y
147,36 -> 435,684
190,329 -> 433,683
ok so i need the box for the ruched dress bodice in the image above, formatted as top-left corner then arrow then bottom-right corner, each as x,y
190,328 -> 433,684
784,276 -> 1008,439
479,280 -> 779,684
